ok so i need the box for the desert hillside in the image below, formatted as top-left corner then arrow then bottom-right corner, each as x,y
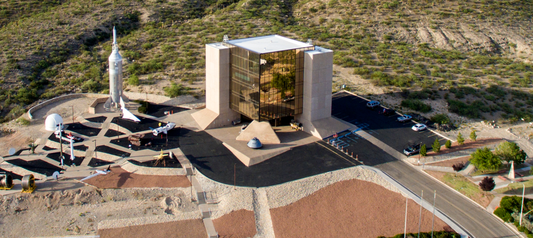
1,0 -> 532,124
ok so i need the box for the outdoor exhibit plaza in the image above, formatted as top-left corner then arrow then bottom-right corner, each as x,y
192,35 -> 349,143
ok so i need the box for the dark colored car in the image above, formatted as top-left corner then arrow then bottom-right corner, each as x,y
403,144 -> 421,156
382,108 -> 395,116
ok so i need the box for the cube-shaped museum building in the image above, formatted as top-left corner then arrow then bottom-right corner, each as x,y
192,35 -> 348,139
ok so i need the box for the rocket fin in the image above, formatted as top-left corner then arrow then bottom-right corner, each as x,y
104,97 -> 112,109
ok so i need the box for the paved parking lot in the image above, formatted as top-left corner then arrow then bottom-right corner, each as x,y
330,92 -> 447,155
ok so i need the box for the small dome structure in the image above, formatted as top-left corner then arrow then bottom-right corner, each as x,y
45,114 -> 63,131
247,137 -> 262,149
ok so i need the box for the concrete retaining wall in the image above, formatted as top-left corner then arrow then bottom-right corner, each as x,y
27,93 -> 198,119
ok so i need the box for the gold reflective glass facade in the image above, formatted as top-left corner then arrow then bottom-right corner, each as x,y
226,44 -> 313,121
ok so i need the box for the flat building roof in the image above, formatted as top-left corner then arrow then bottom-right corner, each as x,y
225,35 -> 313,54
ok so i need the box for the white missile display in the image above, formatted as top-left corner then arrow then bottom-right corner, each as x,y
151,122 -> 176,136
105,26 -> 128,109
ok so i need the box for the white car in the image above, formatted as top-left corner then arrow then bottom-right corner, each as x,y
397,115 -> 412,122
366,101 -> 380,108
412,123 -> 427,131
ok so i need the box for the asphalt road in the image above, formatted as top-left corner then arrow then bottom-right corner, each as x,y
331,92 -> 447,153
376,160 -> 518,238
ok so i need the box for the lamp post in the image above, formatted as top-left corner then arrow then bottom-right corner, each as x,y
521,183 -> 526,226
93,140 -> 97,159
418,190 -> 423,238
404,197 -> 408,238
59,123 -> 64,167
431,190 -> 436,238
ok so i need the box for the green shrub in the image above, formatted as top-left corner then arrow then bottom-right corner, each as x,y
401,99 -> 432,113
431,114 -> 451,124
494,207 -> 513,222
128,74 -> 139,86
432,138 -> 441,153
470,147 -> 502,172
457,133 -> 465,145
164,82 -> 188,98
136,100 -> 149,114
445,140 -> 452,149
16,118 -> 30,126
420,144 -> 427,156
470,130 -> 477,141
142,43 -> 154,50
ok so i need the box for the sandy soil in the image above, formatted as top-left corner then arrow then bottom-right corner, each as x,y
98,219 -> 207,238
427,156 -> 470,167
212,209 -> 256,238
0,185 -> 196,237
270,179 -> 452,238
424,170 -> 493,208
84,167 -> 191,189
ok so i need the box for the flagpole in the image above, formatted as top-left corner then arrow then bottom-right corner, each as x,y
418,190 -> 423,238
404,197 -> 408,238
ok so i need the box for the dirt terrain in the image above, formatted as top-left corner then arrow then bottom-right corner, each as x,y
0,185 -> 197,237
270,179 -> 452,238
84,167 -> 191,189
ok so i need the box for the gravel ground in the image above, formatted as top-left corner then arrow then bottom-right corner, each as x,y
0,186 -> 197,237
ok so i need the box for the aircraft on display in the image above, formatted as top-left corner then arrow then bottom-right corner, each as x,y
80,166 -> 111,181
151,122 -> 176,136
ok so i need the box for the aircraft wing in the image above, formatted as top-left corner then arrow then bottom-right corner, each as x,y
121,107 -> 141,122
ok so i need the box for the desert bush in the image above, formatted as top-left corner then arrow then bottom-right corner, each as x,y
136,100 -> 149,114
431,114 -> 451,124
401,99 -> 431,113
16,118 -> 30,126
479,176 -> 495,191
470,130 -> 477,141
457,133 -> 465,145
128,74 -> 139,86
164,82 -> 188,98
445,140 -> 452,148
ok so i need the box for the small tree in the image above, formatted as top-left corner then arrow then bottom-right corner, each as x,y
457,132 -> 465,145
420,144 -> 427,157
445,140 -> 452,149
494,141 -> 527,166
470,130 -> 477,141
452,162 -> 465,173
432,138 -> 441,153
470,147 -> 502,172
452,162 -> 465,176
479,176 -> 496,191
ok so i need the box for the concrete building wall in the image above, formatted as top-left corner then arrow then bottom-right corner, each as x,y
296,47 -> 349,139
192,43 -> 239,129
300,47 -> 333,122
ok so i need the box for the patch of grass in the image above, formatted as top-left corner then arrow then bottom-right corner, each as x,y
495,179 -> 533,195
442,173 -> 493,202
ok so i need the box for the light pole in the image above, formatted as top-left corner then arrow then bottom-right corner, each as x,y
93,140 -> 97,159
521,183 -> 526,226
418,190 -> 423,238
431,190 -> 436,238
59,123 -> 64,167
404,197 -> 408,238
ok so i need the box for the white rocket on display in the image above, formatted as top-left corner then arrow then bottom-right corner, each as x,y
105,26 -> 128,109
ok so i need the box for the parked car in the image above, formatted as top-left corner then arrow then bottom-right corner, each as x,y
382,108 -> 395,116
397,115 -> 412,122
403,144 -> 421,156
366,101 -> 380,109
412,123 -> 427,131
